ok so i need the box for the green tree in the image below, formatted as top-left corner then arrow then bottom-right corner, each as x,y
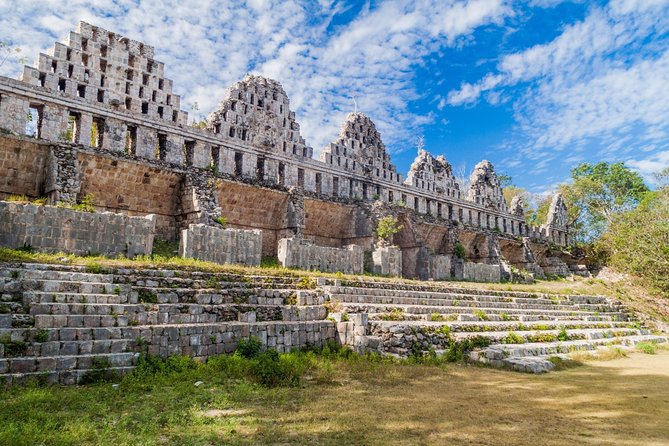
376,216 -> 402,245
598,187 -> 669,294
561,162 -> 648,243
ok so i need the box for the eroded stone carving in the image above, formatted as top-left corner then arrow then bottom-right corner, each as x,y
405,149 -> 461,199
466,160 -> 507,212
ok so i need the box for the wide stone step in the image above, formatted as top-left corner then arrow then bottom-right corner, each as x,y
473,334 -> 669,373
0,366 -> 136,386
451,327 -> 644,342
1,268 -> 114,283
30,304 -> 326,328
327,285 -> 610,304
374,319 -> 631,332
332,294 -> 617,312
340,302 -> 625,320
0,352 -> 139,375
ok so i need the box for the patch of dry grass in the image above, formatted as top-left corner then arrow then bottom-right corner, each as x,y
3,351 -> 669,445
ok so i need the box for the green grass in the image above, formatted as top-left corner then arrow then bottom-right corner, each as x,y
2,348 -> 669,445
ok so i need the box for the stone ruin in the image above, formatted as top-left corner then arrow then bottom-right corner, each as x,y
0,20 -> 574,281
3,21 -> 661,386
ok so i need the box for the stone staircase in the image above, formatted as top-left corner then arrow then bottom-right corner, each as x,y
324,280 -> 668,373
0,263 -> 333,385
1,263 -> 666,382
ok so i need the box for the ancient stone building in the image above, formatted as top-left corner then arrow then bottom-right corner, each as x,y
0,20 -> 572,280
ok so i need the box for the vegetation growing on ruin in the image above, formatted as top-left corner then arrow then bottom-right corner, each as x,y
376,215 -> 402,244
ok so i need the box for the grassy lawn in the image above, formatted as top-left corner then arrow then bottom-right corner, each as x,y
2,349 -> 669,446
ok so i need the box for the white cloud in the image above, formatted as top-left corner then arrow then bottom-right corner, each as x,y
0,0 -> 510,156
446,0 -> 669,171
627,150 -> 669,185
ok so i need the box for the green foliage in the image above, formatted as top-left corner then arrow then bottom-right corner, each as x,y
473,310 -> 489,321
72,193 -> 96,213
526,195 -> 552,227
597,188 -> 669,294
249,350 -> 305,387
296,276 -> 316,289
79,357 -> 118,384
562,162 -> 649,243
213,216 -> 228,227
236,336 -> 264,359
84,261 -> 107,274
501,332 -> 524,344
340,312 -> 350,322
151,239 -> 179,258
378,308 -> 404,321
636,341 -> 658,355
376,216 -> 402,243
137,290 -> 158,304
454,243 -> 466,260
0,336 -> 27,357
34,329 -> 49,343
443,336 -> 492,362
260,255 -> 280,268
557,327 -> 569,342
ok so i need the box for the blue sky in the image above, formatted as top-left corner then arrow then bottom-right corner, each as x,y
2,0 -> 668,194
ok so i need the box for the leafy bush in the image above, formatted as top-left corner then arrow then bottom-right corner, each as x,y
72,193 -> 95,213
236,336 -> 264,359
214,216 -> 228,227
598,188 -> 669,294
376,216 -> 402,243
260,255 -> 280,268
444,336 -> 491,362
636,341 -> 658,355
249,350 -> 305,387
501,332 -> 524,344
454,243 -> 466,259
34,329 -> 49,343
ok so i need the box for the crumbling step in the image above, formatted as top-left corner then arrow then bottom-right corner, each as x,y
326,285 -> 610,304
342,302 -> 626,321
473,334 -> 669,373
0,365 -> 136,386
332,294 -> 618,312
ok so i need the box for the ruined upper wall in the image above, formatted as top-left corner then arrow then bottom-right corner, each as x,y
405,149 -> 461,200
207,75 -> 313,159
466,160 -> 507,213
320,112 -> 401,184
20,21 -> 188,126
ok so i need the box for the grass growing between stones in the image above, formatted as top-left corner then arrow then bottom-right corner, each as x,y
2,349 -> 669,446
0,247 -> 623,297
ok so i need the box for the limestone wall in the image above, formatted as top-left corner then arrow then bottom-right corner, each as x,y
0,201 -> 155,256
429,255 -> 451,280
179,224 -> 262,266
372,246 -> 402,277
0,137 -> 48,199
278,237 -> 364,274
463,262 -> 501,283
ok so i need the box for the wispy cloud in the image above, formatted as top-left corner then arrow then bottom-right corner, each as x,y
0,0 -> 509,156
447,0 -> 669,176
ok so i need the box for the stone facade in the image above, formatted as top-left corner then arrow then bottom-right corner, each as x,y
0,201 -> 155,256
278,237 -> 364,274
179,224 -> 262,266
462,262 -> 502,283
429,255 -> 452,280
467,160 -> 508,213
405,149 -> 461,200
0,20 -> 572,282
371,246 -> 402,277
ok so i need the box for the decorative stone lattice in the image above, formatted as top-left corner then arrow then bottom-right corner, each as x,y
207,75 -> 312,159
405,149 -> 461,199
510,195 -> 526,218
320,112 -> 401,184
466,160 -> 507,213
